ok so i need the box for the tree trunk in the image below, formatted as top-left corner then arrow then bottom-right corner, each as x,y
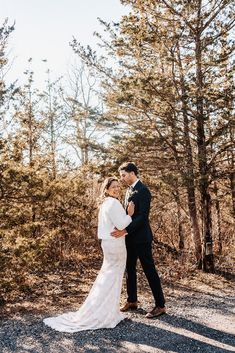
230,170 -> 235,217
48,81 -> 57,180
229,125 -> 235,216
195,21 -> 214,272
174,188 -> 185,250
50,112 -> 57,179
176,44 -> 202,266
27,82 -> 36,236
213,181 -> 222,254
170,112 -> 185,250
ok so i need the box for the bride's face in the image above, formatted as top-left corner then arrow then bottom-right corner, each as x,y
106,180 -> 120,198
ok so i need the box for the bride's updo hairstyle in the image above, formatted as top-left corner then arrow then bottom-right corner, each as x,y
98,176 -> 118,205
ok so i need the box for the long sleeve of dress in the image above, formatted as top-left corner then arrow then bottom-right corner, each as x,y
107,198 -> 132,230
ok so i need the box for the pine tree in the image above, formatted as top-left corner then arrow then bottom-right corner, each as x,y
72,0 -> 234,272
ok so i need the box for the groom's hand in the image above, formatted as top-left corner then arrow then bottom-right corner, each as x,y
111,228 -> 127,238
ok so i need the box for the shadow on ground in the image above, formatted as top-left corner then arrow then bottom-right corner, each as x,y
0,311 -> 235,353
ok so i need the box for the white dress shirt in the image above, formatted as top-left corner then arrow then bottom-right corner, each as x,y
124,179 -> 139,208
98,197 -> 132,239
130,179 -> 139,189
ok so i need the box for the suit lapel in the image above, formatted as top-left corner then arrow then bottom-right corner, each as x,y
133,180 -> 142,191
125,180 -> 142,210
129,180 -> 142,201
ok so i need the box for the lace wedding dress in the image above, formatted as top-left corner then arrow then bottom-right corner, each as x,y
44,196 -> 132,332
43,237 -> 127,332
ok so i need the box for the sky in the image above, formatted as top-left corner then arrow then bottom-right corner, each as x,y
0,0 -> 129,88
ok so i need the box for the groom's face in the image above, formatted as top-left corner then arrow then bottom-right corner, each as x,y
119,170 -> 135,186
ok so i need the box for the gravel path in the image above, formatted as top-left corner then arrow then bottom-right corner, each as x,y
1,283 -> 235,353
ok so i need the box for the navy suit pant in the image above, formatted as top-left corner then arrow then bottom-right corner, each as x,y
125,241 -> 165,308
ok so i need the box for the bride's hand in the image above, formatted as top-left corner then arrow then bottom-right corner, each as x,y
127,201 -> 135,217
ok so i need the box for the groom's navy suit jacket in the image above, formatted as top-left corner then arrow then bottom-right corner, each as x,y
126,180 -> 153,244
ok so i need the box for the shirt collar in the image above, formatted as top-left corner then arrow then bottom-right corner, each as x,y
130,179 -> 139,189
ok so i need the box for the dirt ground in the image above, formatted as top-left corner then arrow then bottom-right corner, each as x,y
0,265 -> 234,353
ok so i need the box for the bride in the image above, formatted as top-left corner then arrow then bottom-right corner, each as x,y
43,176 -> 134,332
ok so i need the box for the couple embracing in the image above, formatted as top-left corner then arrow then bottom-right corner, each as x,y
44,162 -> 166,332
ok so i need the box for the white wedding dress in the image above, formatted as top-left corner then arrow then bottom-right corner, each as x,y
44,197 -> 131,332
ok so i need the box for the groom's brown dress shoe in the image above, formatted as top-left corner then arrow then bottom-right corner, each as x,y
120,301 -> 138,312
145,306 -> 166,318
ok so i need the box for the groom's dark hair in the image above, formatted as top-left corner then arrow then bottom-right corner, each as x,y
118,162 -> 138,176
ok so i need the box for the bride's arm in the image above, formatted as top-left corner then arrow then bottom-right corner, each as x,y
108,199 -> 133,230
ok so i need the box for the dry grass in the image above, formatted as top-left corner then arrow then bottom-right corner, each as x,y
1,244 -> 234,318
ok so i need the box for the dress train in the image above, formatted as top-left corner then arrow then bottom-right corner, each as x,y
43,238 -> 126,332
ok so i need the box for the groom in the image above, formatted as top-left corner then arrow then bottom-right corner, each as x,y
111,162 -> 166,318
